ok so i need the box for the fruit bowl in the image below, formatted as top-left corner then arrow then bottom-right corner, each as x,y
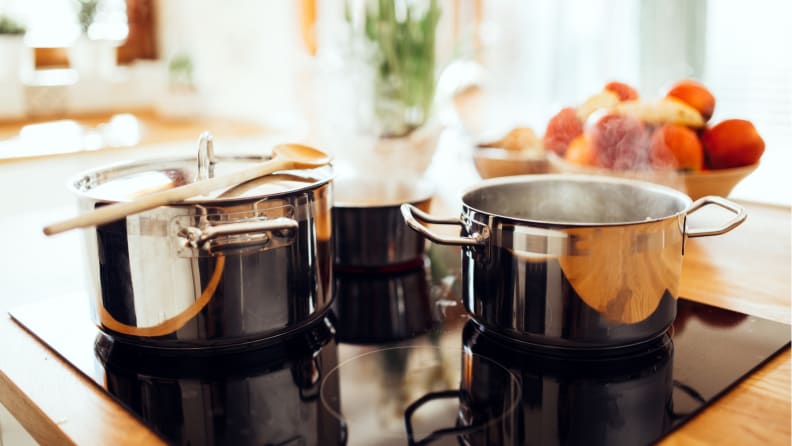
474,147 -> 550,178
547,152 -> 758,200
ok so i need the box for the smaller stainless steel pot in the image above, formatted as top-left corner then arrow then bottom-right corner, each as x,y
333,177 -> 433,269
401,174 -> 747,349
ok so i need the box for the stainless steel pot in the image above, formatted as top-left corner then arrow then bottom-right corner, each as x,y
332,177 -> 433,270
73,137 -> 333,350
401,174 -> 746,349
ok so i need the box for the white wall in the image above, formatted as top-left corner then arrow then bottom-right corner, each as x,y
156,0 -> 308,130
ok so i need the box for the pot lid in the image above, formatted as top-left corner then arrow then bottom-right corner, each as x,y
72,133 -> 333,203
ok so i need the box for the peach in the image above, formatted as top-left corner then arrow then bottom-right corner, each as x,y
649,124 -> 703,171
544,107 -> 584,156
564,134 -> 599,166
604,81 -> 639,101
666,80 -> 716,122
497,127 -> 539,151
589,113 -> 650,170
701,119 -> 765,169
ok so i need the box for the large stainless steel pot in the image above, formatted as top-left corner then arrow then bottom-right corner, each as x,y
73,140 -> 333,351
402,174 -> 746,349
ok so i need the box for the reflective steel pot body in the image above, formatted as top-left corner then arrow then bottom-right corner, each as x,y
402,174 -> 746,349
332,177 -> 433,270
73,155 -> 333,350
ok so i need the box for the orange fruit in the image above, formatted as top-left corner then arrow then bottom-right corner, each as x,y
604,81 -> 639,101
666,80 -> 716,122
649,124 -> 704,171
564,135 -> 599,166
700,119 -> 765,168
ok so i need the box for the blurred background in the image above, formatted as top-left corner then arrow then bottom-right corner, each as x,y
0,1 -> 789,443
0,0 -> 789,200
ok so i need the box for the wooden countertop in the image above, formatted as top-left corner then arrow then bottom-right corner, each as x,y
0,112 -> 789,445
0,201 -> 788,445
0,109 -> 267,163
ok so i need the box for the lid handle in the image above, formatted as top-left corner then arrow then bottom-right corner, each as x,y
197,131 -> 216,180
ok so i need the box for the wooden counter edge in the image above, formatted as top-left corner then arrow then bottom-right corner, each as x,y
0,368 -> 74,446
0,316 -> 166,446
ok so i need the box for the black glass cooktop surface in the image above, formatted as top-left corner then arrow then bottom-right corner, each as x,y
9,259 -> 790,446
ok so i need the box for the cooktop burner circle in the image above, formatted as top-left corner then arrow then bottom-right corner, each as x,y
319,344 -> 521,445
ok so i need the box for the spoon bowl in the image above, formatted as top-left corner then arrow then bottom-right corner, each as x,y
274,143 -> 333,168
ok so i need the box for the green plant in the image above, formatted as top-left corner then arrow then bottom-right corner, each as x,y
0,15 -> 26,35
354,0 -> 441,137
168,52 -> 195,89
75,0 -> 100,34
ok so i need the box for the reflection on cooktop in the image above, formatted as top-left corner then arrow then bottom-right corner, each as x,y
332,265 -> 434,344
95,316 -> 343,446
8,291 -> 791,445
460,321 -> 674,445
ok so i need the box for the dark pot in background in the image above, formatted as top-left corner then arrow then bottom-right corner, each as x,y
333,176 -> 433,271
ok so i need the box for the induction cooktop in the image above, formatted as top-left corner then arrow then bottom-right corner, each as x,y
9,264 -> 790,446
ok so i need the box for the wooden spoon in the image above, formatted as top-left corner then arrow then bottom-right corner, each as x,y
43,143 -> 332,236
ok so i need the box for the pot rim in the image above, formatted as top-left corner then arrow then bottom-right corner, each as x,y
461,173 -> 694,227
68,154 -> 334,205
333,177 -> 434,209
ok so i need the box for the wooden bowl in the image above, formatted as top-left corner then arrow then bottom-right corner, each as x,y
474,147 -> 550,179
547,153 -> 758,200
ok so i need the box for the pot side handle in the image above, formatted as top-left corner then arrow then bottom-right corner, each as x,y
685,196 -> 747,238
400,204 -> 488,247
178,217 -> 299,255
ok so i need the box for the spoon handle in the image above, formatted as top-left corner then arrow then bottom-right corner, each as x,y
43,156 -> 292,236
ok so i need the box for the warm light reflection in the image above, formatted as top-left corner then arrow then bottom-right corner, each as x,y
10,113 -> 142,159
19,119 -> 83,149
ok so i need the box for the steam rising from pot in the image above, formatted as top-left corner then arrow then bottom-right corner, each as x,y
463,176 -> 688,226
